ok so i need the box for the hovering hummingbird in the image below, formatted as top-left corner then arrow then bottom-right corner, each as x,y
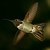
9,2 -> 45,45
2,2 -> 46,45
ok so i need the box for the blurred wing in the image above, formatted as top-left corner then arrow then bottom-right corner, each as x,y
24,2 -> 38,23
13,31 -> 25,45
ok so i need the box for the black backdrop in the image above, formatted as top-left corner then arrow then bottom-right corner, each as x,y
0,0 -> 50,21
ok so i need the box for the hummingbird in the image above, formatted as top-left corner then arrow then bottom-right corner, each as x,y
10,2 -> 45,45
2,2 -> 48,45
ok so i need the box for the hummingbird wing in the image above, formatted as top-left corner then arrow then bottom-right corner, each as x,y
13,31 -> 25,45
23,2 -> 38,23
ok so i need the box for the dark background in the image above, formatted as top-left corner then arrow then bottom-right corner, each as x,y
0,0 -> 50,50
0,0 -> 50,21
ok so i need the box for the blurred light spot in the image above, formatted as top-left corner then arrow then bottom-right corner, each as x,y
44,47 -> 50,50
